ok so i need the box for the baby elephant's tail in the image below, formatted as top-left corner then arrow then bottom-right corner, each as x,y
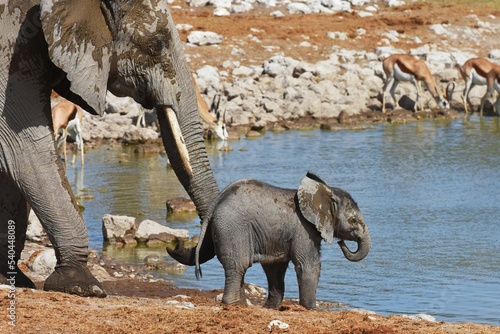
195,216 -> 211,280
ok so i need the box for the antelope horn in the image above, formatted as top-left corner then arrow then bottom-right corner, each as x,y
210,94 -> 221,114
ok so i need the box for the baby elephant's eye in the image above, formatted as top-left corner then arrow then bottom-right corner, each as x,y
348,217 -> 357,226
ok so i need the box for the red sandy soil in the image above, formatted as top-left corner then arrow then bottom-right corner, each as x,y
1,279 -> 499,333
175,2 -> 500,71
2,2 -> 500,333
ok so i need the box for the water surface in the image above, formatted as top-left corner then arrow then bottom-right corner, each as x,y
66,115 -> 500,325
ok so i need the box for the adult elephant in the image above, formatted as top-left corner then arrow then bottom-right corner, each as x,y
194,173 -> 371,309
0,0 -> 218,297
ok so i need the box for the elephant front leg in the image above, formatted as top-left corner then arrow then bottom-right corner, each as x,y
0,173 -> 36,288
294,260 -> 321,309
4,129 -> 105,298
35,163 -> 105,297
261,262 -> 288,308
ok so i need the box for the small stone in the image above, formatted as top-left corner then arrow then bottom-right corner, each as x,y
144,254 -> 165,266
338,110 -> 350,124
268,320 -> 289,330
187,31 -> 223,46
245,130 -> 262,138
166,198 -> 197,213
135,219 -> 189,242
218,145 -> 233,152
102,215 -> 136,243
122,234 -> 137,245
402,313 -> 437,322
270,11 -> 284,18
213,7 -> 230,17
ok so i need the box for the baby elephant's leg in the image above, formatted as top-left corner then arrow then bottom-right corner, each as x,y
261,262 -> 288,308
221,258 -> 249,306
294,260 -> 321,309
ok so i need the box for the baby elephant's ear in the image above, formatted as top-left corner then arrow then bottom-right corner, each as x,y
297,173 -> 336,244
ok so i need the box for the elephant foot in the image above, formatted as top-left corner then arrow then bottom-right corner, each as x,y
0,267 -> 36,289
44,264 -> 106,298
222,297 -> 249,307
299,300 -> 317,310
263,299 -> 281,309
263,291 -> 284,309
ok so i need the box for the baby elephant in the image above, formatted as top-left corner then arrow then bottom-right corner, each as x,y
195,172 -> 370,309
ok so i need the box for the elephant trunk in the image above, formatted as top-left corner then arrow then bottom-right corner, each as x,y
156,79 -> 219,265
157,105 -> 219,220
148,9 -> 219,266
338,232 -> 371,262
157,103 -> 219,265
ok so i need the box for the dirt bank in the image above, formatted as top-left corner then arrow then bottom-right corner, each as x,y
2,279 -> 499,333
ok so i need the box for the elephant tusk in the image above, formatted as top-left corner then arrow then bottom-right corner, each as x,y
165,108 -> 193,177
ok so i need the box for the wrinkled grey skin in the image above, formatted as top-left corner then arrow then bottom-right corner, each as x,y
0,0 -> 218,297
195,173 -> 370,309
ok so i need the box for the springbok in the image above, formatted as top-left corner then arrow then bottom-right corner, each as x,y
191,73 -> 228,140
458,57 -> 500,114
480,66 -> 500,116
51,97 -> 85,167
382,54 -> 450,113
135,75 -> 228,140
198,91 -> 228,141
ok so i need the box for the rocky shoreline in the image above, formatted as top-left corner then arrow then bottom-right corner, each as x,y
83,46 -> 483,148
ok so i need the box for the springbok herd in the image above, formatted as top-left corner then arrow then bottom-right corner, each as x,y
382,54 -> 500,116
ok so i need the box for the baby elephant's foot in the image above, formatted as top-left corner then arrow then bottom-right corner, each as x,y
263,299 -> 282,309
263,293 -> 284,308
299,299 -> 317,310
44,265 -> 106,297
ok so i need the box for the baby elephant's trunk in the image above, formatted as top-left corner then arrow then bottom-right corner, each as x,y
338,233 -> 371,262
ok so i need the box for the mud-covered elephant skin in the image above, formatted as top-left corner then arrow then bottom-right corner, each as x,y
0,0 -> 219,297
194,172 -> 371,309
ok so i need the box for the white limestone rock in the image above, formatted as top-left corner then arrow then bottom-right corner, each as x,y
187,31 -> 223,46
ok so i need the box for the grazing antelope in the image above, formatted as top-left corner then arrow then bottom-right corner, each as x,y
200,93 -> 228,141
52,98 -> 85,167
382,54 -> 450,113
192,74 -> 228,141
136,109 -> 147,128
480,66 -> 500,116
136,74 -> 229,140
458,58 -> 500,114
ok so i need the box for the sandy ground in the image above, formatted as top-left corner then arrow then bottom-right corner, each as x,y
2,2 -> 500,333
2,280 -> 500,333
177,2 -> 500,71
